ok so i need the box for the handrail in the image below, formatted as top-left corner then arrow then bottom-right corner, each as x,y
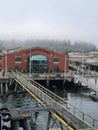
13,71 -> 64,103
69,63 -> 98,76
10,71 -> 98,129
73,74 -> 98,92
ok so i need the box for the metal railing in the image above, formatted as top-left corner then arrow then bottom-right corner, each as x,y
10,71 -> 98,130
73,74 -> 98,92
69,63 -> 98,76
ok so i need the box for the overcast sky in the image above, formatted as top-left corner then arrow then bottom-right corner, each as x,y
0,0 -> 98,46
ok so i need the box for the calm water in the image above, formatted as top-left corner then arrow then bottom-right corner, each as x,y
56,89 -> 98,120
0,89 -> 98,130
33,89 -> 98,130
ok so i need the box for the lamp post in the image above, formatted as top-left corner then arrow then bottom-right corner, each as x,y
63,49 -> 68,88
82,57 -> 83,77
5,49 -> 8,76
64,48 -> 68,80
29,48 -> 31,77
2,49 -> 8,78
64,55 -> 66,80
82,50 -> 84,77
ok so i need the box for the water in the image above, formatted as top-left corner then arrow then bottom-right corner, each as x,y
0,89 -> 98,130
56,89 -> 98,119
67,91 -> 98,119
33,89 -> 98,130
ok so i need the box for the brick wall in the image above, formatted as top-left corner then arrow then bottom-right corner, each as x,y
1,47 -> 69,72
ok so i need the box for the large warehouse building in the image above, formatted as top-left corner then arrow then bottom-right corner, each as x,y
1,47 -> 69,73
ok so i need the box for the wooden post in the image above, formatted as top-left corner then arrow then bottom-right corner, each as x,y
5,83 -> 8,96
0,83 -> 3,96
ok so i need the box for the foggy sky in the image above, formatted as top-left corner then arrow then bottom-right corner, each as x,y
0,0 -> 98,46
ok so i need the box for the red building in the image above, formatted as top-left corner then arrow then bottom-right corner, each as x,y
1,47 -> 69,73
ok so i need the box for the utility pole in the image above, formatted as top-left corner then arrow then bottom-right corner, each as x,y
5,49 -> 8,73
29,48 -> 31,77
63,54 -> 67,89
82,50 -> 84,77
64,49 -> 68,80
64,55 -> 66,80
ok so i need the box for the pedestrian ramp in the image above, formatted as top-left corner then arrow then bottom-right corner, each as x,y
9,71 -> 98,130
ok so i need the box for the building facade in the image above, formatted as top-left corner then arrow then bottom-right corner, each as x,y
1,47 -> 69,73
69,51 -> 98,71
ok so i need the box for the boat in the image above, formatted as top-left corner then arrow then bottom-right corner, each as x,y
90,92 -> 98,101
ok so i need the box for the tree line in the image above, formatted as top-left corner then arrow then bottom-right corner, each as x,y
0,39 -> 97,53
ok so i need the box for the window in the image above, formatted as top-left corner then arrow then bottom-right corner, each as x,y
53,57 -> 59,63
15,56 -> 22,62
29,55 -> 48,73
53,66 -> 59,72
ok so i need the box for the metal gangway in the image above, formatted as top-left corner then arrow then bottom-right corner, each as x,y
73,74 -> 98,92
69,63 -> 98,77
69,63 -> 98,92
69,63 -> 85,74
9,71 -> 98,130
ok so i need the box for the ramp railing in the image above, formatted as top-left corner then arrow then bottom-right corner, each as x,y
9,71 -> 98,130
